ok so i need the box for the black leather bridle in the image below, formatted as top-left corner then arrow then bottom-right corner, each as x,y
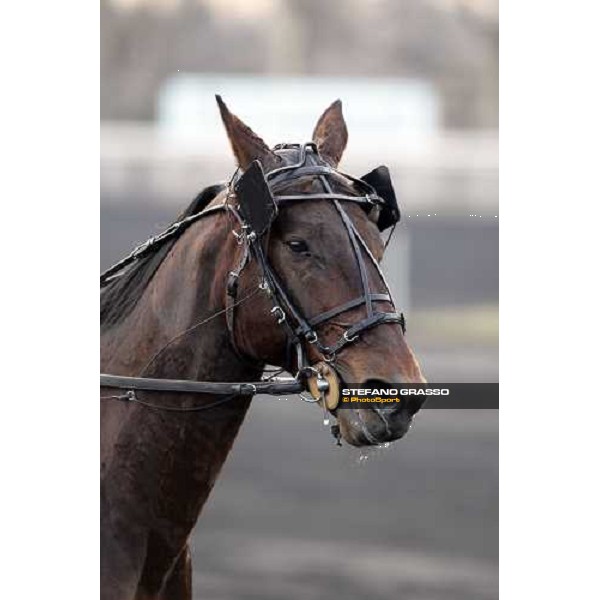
100,143 -> 403,407
225,142 -> 405,373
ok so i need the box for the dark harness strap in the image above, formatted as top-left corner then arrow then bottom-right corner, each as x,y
100,373 -> 303,396
307,293 -> 392,327
100,204 -> 227,287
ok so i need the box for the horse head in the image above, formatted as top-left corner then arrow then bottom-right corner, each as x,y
217,97 -> 426,447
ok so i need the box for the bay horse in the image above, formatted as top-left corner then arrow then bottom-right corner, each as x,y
101,97 -> 425,600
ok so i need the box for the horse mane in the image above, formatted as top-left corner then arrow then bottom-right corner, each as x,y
100,183 -> 226,330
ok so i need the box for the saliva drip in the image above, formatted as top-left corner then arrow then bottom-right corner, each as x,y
322,396 -> 329,426
355,441 -> 392,465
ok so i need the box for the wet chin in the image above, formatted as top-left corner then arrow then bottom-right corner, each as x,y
337,408 -> 413,447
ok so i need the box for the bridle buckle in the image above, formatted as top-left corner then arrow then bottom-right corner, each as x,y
231,229 -> 245,245
343,330 -> 359,343
305,331 -> 319,344
258,280 -> 272,295
270,306 -> 286,324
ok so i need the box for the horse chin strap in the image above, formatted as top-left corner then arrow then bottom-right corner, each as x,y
224,143 -> 406,406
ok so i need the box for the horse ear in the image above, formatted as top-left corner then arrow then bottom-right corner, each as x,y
216,95 -> 279,172
312,99 -> 348,167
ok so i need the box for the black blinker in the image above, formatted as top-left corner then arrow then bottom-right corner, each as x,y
234,160 -> 278,236
361,165 -> 400,231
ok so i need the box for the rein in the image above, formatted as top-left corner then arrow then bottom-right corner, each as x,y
100,143 -> 403,410
100,374 -> 304,397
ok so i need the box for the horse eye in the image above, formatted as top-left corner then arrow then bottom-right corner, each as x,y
285,239 -> 310,255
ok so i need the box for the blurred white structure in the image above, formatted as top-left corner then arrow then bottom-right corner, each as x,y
157,75 -> 441,153
101,75 -> 497,216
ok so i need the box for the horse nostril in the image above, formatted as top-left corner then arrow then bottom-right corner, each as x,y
404,396 -> 424,416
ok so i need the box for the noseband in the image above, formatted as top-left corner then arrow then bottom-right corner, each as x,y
225,142 -> 405,375
100,143 -> 404,407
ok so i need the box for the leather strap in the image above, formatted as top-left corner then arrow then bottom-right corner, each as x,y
100,374 -> 304,396
308,294 -> 392,327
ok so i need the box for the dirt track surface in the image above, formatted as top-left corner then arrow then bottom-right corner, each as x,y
191,405 -> 498,600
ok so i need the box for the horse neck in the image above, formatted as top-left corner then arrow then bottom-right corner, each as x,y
101,210 -> 260,383
101,212 -> 263,540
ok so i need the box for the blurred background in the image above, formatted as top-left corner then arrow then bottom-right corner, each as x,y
101,0 -> 498,598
